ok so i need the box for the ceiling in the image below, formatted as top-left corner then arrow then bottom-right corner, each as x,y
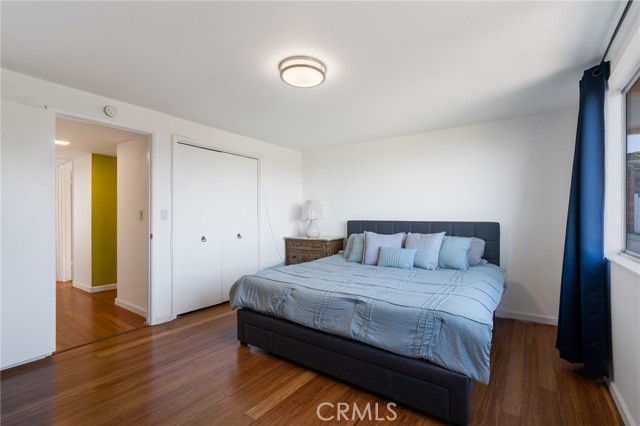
56,117 -> 148,165
1,1 -> 626,151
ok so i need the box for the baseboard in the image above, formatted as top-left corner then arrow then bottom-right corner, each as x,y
606,378 -> 636,426
72,281 -> 117,293
147,314 -> 177,326
495,309 -> 558,325
1,353 -> 51,371
115,298 -> 147,318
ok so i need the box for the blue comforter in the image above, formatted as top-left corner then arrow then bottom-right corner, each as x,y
229,255 -> 505,383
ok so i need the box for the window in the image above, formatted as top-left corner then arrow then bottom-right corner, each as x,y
626,72 -> 640,257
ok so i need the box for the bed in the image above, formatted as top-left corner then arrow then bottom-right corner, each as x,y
231,220 -> 503,425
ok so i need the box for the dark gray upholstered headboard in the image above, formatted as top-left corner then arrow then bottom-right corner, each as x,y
347,220 -> 500,266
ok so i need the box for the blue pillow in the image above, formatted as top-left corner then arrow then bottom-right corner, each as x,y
347,234 -> 365,263
405,232 -> 445,270
363,232 -> 405,265
438,236 -> 471,270
343,234 -> 357,259
377,247 -> 417,270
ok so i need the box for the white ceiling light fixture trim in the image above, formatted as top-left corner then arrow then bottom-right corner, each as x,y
55,140 -> 71,146
279,56 -> 326,88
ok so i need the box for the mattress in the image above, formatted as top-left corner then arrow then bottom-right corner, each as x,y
229,254 -> 505,383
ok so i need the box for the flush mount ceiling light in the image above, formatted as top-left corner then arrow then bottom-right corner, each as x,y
279,56 -> 326,88
55,140 -> 71,146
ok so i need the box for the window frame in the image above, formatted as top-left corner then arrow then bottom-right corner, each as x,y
623,68 -> 640,259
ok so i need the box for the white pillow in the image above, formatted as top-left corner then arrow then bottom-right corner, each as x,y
405,232 -> 445,270
362,232 -> 405,265
468,237 -> 487,266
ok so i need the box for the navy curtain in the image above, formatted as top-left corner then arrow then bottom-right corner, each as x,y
556,62 -> 610,376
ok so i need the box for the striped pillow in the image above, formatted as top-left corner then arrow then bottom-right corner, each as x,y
377,247 -> 417,270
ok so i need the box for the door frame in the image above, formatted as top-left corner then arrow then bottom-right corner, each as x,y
56,161 -> 73,282
48,106 -> 155,324
171,134 -> 262,317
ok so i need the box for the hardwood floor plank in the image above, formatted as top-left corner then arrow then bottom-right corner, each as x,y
251,379 -> 356,426
552,352 -> 622,425
521,324 -> 562,426
521,322 -> 540,426
502,320 -> 525,417
499,412 -> 521,426
536,324 -> 558,392
1,310 -> 624,426
246,370 -> 317,419
55,281 -> 147,352
472,318 -> 515,426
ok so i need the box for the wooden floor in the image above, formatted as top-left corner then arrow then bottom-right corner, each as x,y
2,304 -> 623,426
56,281 -> 147,352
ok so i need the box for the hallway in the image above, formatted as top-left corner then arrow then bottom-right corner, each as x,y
56,281 -> 146,352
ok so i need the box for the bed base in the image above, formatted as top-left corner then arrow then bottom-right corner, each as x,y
237,309 -> 472,426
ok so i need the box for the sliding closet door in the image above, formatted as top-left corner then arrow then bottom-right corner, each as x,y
173,142 -> 258,315
219,152 -> 258,301
173,143 -> 223,315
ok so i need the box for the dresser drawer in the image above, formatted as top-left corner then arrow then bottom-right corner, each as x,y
284,237 -> 344,265
288,249 -> 325,264
289,240 -> 324,250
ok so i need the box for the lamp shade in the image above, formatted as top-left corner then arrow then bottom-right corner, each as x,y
301,200 -> 324,220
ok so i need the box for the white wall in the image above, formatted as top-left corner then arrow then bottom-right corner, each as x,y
303,108 -> 578,324
1,69 -> 303,329
1,99 -> 56,369
608,259 -> 640,426
116,139 -> 149,318
72,155 -> 92,289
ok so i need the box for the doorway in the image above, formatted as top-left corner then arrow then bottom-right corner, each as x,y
55,116 -> 151,351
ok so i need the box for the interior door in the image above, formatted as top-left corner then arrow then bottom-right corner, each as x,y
219,152 -> 258,301
173,143 -> 223,315
1,99 -> 56,368
116,138 -> 151,316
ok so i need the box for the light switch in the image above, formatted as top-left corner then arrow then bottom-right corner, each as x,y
161,209 -> 168,220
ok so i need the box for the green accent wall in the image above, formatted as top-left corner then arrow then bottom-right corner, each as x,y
91,154 -> 117,286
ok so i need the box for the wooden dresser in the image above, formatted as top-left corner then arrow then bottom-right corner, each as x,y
284,237 -> 344,265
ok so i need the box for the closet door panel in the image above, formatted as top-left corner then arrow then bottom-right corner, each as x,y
173,144 -> 222,315
220,153 -> 259,302
173,143 -> 258,313
198,152 -> 223,308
